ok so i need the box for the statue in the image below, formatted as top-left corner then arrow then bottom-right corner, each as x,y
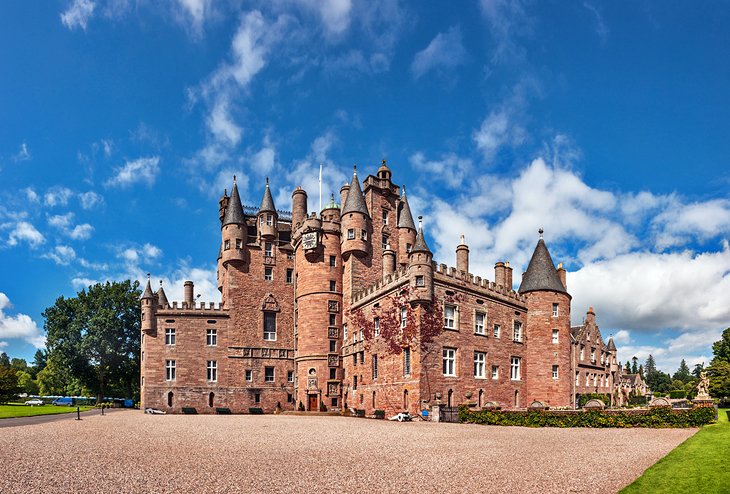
695,371 -> 711,400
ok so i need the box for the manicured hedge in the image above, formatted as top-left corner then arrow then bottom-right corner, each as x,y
458,405 -> 716,428
669,390 -> 686,399
578,393 -> 611,407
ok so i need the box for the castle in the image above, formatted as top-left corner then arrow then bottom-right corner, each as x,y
140,162 -> 626,415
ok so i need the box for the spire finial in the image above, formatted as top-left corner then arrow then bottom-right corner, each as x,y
233,175 -> 237,185
402,184 -> 406,197
460,234 -> 465,245
353,165 -> 357,175
418,215 -> 423,229
159,280 -> 163,287
147,273 -> 150,280
382,159 -> 386,166
266,177 -> 269,187
538,228 -> 544,239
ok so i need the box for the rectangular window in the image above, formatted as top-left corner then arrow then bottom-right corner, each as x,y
580,345 -> 585,361
353,375 -> 358,389
552,365 -> 559,380
165,328 -> 175,345
443,348 -> 456,376
264,267 -> 273,281
600,352 -> 605,365
235,238 -> 242,249
475,312 -> 485,334
552,303 -> 559,317
264,367 -> 275,382
359,329 -> 364,342
493,324 -> 501,338
206,328 -> 217,346
207,360 -> 217,382
591,348 -> 596,363
510,357 -> 521,381
403,347 -> 411,376
474,351 -> 486,378
585,373 -> 589,386
165,360 -> 176,381
575,371 -> 580,385
264,311 -> 277,341
415,275 -> 425,287
224,239 -> 230,250
329,280 -> 336,292
552,329 -> 559,344
329,255 -> 336,267
286,269 -> 293,284
512,321 -> 522,342
265,242 -> 273,256
266,214 -> 273,226
382,210 -> 388,225
329,313 -> 336,326
329,340 -> 336,352
329,368 -> 336,380
406,243 -> 412,253
444,305 -> 456,329
255,393 -> 261,403
491,365 -> 499,380
347,229 -> 355,240
287,370 -> 294,383
373,354 -> 378,379
361,229 -> 368,240
400,307 -> 407,328
382,235 -> 388,250
343,323 -> 348,342
245,369 -> 252,381
374,317 -> 380,336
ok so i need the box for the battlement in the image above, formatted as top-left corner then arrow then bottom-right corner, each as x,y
243,205 -> 293,221
351,266 -> 410,306
432,261 -> 526,303
160,300 -> 226,311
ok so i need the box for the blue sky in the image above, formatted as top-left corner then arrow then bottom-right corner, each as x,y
1,1 -> 729,374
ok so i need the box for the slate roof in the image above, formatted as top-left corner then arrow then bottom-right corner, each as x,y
397,187 -> 416,230
411,220 -> 431,254
607,337 -> 616,351
341,170 -> 369,216
156,285 -> 169,308
259,179 -> 276,213
518,238 -> 567,294
222,180 -> 246,226
141,277 -> 155,299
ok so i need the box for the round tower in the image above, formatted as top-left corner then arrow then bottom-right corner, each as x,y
408,216 -> 434,304
456,234 -> 469,274
221,177 -> 248,267
340,167 -> 371,259
292,186 -> 308,234
518,229 -> 572,408
258,178 -> 278,240
140,274 -> 157,334
397,186 -> 417,266
294,206 -> 343,411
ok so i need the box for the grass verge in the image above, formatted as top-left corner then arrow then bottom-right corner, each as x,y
0,403 -> 94,419
620,408 -> 729,494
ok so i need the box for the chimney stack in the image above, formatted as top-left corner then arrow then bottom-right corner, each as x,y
494,262 -> 506,287
557,262 -> 567,290
456,235 -> 469,274
184,281 -> 194,308
504,262 -> 513,290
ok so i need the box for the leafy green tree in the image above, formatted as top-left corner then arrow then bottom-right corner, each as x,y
37,356 -> 71,396
638,364 -> 644,379
692,362 -> 705,379
16,371 -> 39,395
10,358 -> 28,372
624,361 -> 631,374
672,359 -> 692,383
32,349 -> 47,377
707,361 -> 730,398
0,352 -> 9,368
43,280 -> 141,402
0,366 -> 20,403
631,356 -> 639,374
712,328 -> 730,364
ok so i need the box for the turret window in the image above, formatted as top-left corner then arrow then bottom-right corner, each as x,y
329,255 -> 336,267
382,235 -> 388,250
347,229 -> 355,240
406,243 -> 412,253
552,303 -> 559,317
329,313 -> 336,326
265,242 -> 273,256
235,239 -> 242,249
165,328 -> 175,346
266,214 -> 273,226
329,280 -> 336,292
224,240 -> 230,250
552,365 -> 559,380
415,275 -> 425,287
361,229 -> 368,240
552,329 -> 559,344
263,311 -> 277,341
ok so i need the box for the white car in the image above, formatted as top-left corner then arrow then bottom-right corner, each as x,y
25,399 -> 44,406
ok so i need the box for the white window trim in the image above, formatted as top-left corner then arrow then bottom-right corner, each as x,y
165,360 -> 176,381
474,351 -> 486,379
207,360 -> 217,382
491,365 -> 499,380
444,304 -> 457,330
443,348 -> 456,377
510,356 -> 521,381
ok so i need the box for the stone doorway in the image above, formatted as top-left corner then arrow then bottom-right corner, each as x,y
308,394 -> 318,411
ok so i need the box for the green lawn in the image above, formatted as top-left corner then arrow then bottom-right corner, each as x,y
620,409 -> 729,494
0,403 -> 93,419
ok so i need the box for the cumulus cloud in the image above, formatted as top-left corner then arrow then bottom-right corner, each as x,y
7,221 -> 45,248
411,26 -> 467,79
44,186 -> 74,207
175,0 -> 212,36
0,293 -> 45,349
60,0 -> 96,31
44,245 -> 77,265
69,224 -> 94,240
409,152 -> 472,189
48,213 -> 94,241
78,191 -> 103,210
105,156 -> 160,188
23,188 -> 39,203
119,243 -> 163,265
296,0 -> 352,38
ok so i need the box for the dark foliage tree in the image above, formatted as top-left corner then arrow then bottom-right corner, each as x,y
711,327 -> 730,364
32,349 -> 47,377
0,366 -> 20,403
624,361 -> 631,374
672,359 -> 692,383
692,362 -> 705,379
43,280 -> 141,402
707,361 -> 730,398
631,356 -> 639,374
0,352 -> 9,368
638,364 -> 644,379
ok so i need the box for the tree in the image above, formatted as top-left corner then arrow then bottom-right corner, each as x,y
672,359 -> 692,383
37,355 -> 72,396
638,365 -> 645,379
32,349 -> 47,377
692,362 -> 705,379
0,366 -> 20,403
10,358 -> 28,372
16,371 -> 39,395
711,327 -> 730,364
707,361 -> 730,398
645,355 -> 657,376
624,361 -> 631,374
631,356 -> 639,374
0,352 -> 9,368
43,280 -> 141,402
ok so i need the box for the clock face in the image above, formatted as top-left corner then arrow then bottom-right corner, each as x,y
302,232 -> 318,249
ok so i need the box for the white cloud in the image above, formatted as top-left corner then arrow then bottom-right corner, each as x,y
69,224 -> 94,240
71,277 -> 99,290
44,187 -> 74,207
48,213 -> 94,240
409,152 -> 472,189
119,242 -> 163,265
0,292 -> 45,349
473,108 -> 527,162
105,156 -> 160,188
78,191 -> 103,209
411,26 -> 467,79
207,99 -> 242,147
23,188 -> 39,203
175,0 -> 211,36
12,141 -> 31,162
479,0 -> 530,65
7,221 -> 45,248
48,213 -> 74,230
44,245 -> 77,265
652,199 -> 730,249
60,0 -> 96,31
297,0 -> 352,38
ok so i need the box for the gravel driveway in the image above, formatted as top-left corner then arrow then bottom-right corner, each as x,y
0,411 -> 696,493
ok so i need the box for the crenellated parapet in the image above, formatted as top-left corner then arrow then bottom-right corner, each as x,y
432,262 -> 527,305
351,266 -> 410,307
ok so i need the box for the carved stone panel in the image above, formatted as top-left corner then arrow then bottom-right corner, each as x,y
327,382 -> 340,396
262,348 -> 271,358
264,255 -> 275,265
307,377 -> 317,389
328,327 -> 339,339
328,300 -> 339,312
261,294 -> 280,312
327,354 -> 339,367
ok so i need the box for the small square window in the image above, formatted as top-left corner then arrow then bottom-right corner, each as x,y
264,367 -> 275,382
235,239 -> 242,249
552,329 -> 559,344
415,275 -> 425,287
224,239 -> 230,250
264,267 -> 273,281
347,229 -> 355,240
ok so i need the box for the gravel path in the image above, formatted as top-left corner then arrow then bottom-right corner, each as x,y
0,412 -> 696,493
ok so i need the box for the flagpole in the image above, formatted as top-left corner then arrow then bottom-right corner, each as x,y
319,162 -> 323,213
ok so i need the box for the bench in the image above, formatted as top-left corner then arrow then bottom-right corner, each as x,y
249,407 -> 264,415
216,407 -> 232,415
182,407 -> 198,415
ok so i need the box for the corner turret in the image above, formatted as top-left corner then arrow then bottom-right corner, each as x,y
220,177 -> 248,266
408,216 -> 433,304
258,178 -> 278,240
156,281 -> 169,309
141,274 -> 157,334
340,167 -> 371,258
397,185 -> 417,266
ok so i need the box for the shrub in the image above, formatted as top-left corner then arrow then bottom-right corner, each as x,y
374,409 -> 385,419
297,401 -> 305,411
458,404 -> 716,428
629,395 -> 648,406
669,390 -> 686,399
319,402 -> 328,412
578,393 -> 611,408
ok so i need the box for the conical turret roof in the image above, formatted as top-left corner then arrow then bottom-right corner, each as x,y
341,168 -> 369,216
141,275 -> 155,299
156,284 -> 169,308
259,178 -> 276,213
397,186 -> 416,230
607,338 -> 616,351
222,178 -> 246,226
411,217 -> 431,254
518,236 -> 567,294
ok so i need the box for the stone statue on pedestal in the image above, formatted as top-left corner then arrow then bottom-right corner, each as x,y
695,371 -> 711,401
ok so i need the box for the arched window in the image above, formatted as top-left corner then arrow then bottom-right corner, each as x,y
478,389 -> 484,408
167,392 -> 173,407
208,392 -> 214,408
447,389 -> 453,407
372,391 -> 376,409
514,390 -> 520,407
403,389 -> 409,410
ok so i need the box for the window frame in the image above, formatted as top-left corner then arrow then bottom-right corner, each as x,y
207,360 -> 217,382
264,266 -> 273,281
442,347 -> 456,376
552,364 -> 559,380
510,356 -> 521,381
512,321 -> 523,343
403,347 -> 411,376
165,359 -> 176,381
474,351 -> 486,378
165,328 -> 176,346
263,311 -> 277,341
474,312 -> 486,335
206,328 -> 217,346
444,305 -> 456,329
493,324 -> 501,338
552,328 -> 559,344
264,366 -> 275,383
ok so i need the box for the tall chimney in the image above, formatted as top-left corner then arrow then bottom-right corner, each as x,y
494,262 -> 506,287
557,262 -> 567,290
184,281 -> 194,308
504,262 -> 513,290
456,235 -> 469,275
383,247 -> 396,278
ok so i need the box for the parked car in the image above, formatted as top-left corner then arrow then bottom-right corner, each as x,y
24,399 -> 44,406
52,397 -> 74,406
